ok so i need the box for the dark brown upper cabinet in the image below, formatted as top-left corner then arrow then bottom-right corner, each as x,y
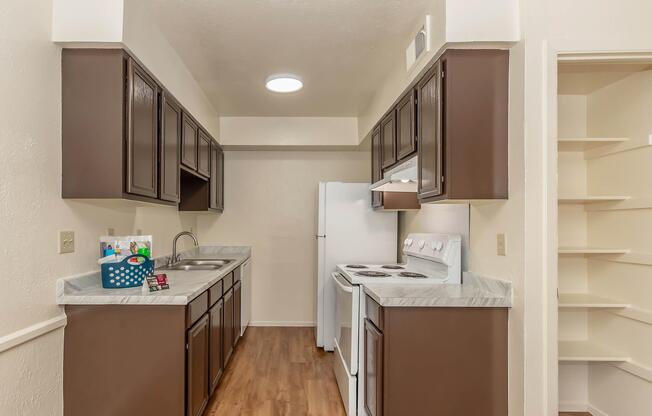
418,49 -> 508,203
126,59 -> 159,199
396,89 -> 417,161
209,143 -> 224,212
417,61 -> 444,200
197,129 -> 211,178
181,113 -> 199,172
159,91 -> 181,203
380,111 -> 397,169
371,126 -> 383,209
62,49 -> 174,205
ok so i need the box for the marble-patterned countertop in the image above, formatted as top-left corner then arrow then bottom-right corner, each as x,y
362,273 -> 512,307
56,245 -> 251,306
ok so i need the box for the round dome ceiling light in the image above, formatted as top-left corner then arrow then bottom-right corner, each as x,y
265,74 -> 303,93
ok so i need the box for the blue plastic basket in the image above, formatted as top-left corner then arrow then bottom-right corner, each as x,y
100,254 -> 154,289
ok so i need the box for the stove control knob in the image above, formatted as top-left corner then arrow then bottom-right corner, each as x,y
418,240 -> 425,249
436,241 -> 444,251
405,238 -> 413,246
430,242 -> 438,251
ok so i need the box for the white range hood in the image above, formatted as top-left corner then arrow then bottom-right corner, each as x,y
370,156 -> 418,192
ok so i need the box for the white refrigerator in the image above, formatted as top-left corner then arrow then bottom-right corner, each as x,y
315,182 -> 397,351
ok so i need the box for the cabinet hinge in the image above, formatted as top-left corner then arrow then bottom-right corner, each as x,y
441,176 -> 445,183
414,97 -> 418,105
185,343 -> 189,350
441,70 -> 445,78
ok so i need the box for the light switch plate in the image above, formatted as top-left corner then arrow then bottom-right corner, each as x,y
59,230 -> 75,254
106,228 -> 115,236
135,229 -> 142,236
497,233 -> 506,256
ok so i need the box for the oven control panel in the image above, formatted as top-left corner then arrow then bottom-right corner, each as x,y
403,233 -> 461,264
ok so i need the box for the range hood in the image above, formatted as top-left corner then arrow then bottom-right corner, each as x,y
370,156 -> 418,192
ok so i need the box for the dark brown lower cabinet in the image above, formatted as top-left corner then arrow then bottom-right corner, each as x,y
223,288 -> 234,366
234,280 -> 242,345
209,298 -> 224,394
187,314 -> 209,416
364,295 -> 508,416
63,268 -> 247,416
364,319 -> 383,416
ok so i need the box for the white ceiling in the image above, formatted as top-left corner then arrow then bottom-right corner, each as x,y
149,0 -> 433,116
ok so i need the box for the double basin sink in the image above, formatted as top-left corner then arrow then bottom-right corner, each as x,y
158,258 -> 235,271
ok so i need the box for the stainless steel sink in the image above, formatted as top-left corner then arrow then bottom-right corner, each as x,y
158,258 -> 235,271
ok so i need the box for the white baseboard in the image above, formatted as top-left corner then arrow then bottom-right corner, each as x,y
588,404 -> 609,416
559,402 -> 588,412
0,314 -> 67,354
249,320 -> 315,327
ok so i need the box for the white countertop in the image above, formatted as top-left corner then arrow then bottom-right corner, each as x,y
56,245 -> 251,306
362,273 -> 512,308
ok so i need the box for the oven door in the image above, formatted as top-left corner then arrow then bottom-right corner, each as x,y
332,272 -> 360,375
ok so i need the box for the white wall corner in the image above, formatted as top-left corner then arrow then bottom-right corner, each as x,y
445,0 -> 520,42
52,0 -> 125,43
219,117 -> 360,147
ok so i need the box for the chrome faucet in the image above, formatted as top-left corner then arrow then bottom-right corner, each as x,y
170,231 -> 199,265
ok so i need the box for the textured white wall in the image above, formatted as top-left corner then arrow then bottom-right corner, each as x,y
0,1 -> 198,414
196,150 -> 369,325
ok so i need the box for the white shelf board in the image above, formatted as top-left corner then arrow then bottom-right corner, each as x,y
559,247 -> 630,255
558,137 -> 629,151
558,293 -> 629,309
559,341 -> 630,362
558,195 -> 630,204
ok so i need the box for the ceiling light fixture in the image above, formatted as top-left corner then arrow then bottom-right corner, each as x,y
265,74 -> 303,93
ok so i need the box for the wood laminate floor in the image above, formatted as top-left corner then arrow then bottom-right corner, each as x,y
204,326 -> 346,416
559,413 -> 592,416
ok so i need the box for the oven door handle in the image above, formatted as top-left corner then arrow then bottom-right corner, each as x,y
332,272 -> 353,293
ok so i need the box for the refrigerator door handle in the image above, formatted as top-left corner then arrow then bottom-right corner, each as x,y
315,234 -> 326,239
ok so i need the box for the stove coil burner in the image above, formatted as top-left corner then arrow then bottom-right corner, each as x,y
399,272 -> 427,278
346,264 -> 368,269
381,265 -> 404,270
356,271 -> 391,277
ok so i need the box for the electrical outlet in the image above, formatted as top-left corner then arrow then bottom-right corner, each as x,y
59,230 -> 75,254
496,233 -> 506,256
106,228 -> 115,236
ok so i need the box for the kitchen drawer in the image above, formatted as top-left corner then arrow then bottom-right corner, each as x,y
222,272 -> 234,290
365,294 -> 383,331
233,266 -> 241,283
186,291 -> 208,328
208,280 -> 223,307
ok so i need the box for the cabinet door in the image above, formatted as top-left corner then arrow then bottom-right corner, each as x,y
371,126 -> 383,208
380,111 -> 397,169
417,61 -> 443,199
187,314 -> 209,416
396,90 -> 417,161
364,319 -> 383,416
159,92 -> 181,202
181,113 -> 198,171
223,288 -> 234,366
233,281 -> 242,345
209,143 -> 224,211
197,129 -> 211,177
209,299 -> 224,394
125,58 -> 159,198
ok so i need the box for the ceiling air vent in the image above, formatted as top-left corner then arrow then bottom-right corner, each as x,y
405,15 -> 433,71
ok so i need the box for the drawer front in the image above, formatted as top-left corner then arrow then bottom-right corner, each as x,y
222,272 -> 234,290
209,280 -> 223,307
233,266 -> 241,283
365,295 -> 383,330
187,291 -> 209,328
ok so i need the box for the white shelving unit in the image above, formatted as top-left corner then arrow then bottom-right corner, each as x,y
558,293 -> 629,309
558,195 -> 630,204
558,137 -> 629,151
559,341 -> 630,363
558,247 -> 629,255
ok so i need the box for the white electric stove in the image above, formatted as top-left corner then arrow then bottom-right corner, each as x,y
332,233 -> 462,415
